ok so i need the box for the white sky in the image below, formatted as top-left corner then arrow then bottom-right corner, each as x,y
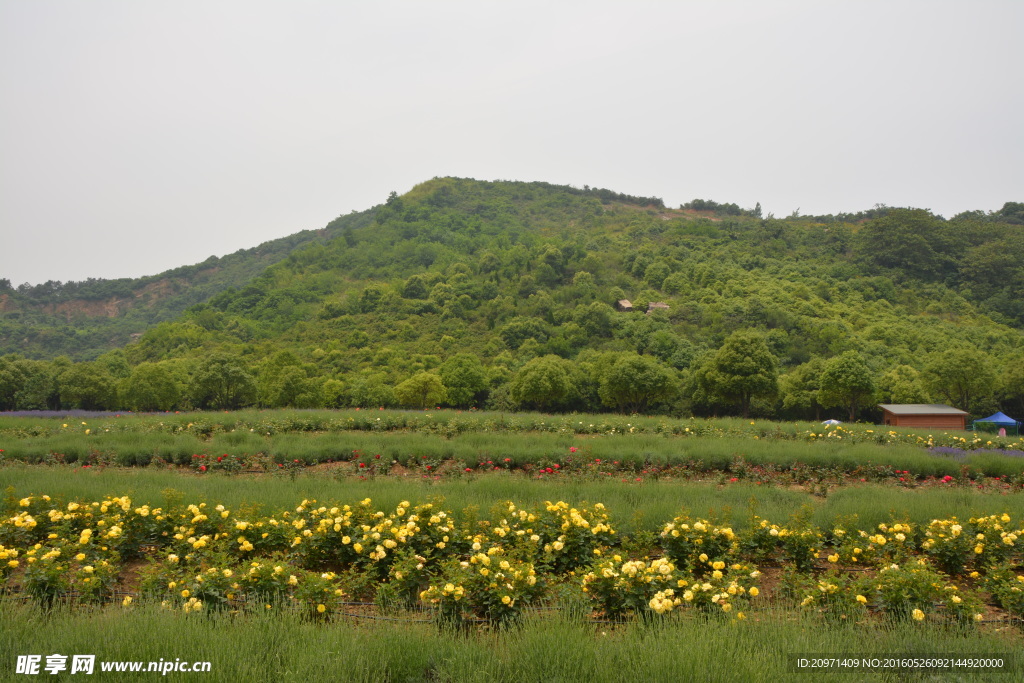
1,0 -> 1021,286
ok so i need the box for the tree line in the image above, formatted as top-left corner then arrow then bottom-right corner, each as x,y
1,330 -> 1018,421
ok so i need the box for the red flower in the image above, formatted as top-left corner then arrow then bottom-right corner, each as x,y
465,467 -> 472,472
943,475 -> 954,483
375,454 -> 381,459
199,465 -> 207,472
730,477 -> 738,482
504,458 -> 511,463
358,463 -> 366,468
553,464 -> 560,469
569,447 -> 578,453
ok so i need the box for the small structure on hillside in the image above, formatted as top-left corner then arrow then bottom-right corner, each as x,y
879,404 -> 969,430
616,299 -> 633,312
647,302 -> 670,314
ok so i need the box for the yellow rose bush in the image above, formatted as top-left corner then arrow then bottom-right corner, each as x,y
420,546 -> 543,627
870,560 -> 982,624
659,516 -> 738,575
291,570 -> 346,620
484,501 -> 615,575
921,518 -> 976,574
378,549 -> 433,611
982,565 -> 1024,617
967,513 -> 1021,567
832,520 -> 917,567
581,556 -> 680,620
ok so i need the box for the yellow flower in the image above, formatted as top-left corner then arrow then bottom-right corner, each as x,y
827,554 -> 839,563
856,595 -> 867,604
749,587 -> 759,597
122,596 -> 133,607
181,589 -> 190,598
317,604 -> 326,613
912,608 -> 925,621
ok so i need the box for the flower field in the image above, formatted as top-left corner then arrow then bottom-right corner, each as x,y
4,488 -> 1024,629
4,410 -> 1024,680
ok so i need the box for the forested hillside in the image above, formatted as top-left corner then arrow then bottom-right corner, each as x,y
2,177 -> 1023,421
0,210 -> 375,359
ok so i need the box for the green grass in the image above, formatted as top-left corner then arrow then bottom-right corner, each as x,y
1,600 -> 1018,682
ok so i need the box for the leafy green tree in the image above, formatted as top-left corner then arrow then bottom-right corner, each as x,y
779,357 -> 827,420
96,350 -> 131,379
499,317 -> 548,350
394,372 -> 447,409
119,362 -> 181,411
274,366 -> 321,408
878,365 -> 931,404
321,378 -> 347,408
256,351 -> 314,408
572,302 -> 615,338
509,355 -> 575,411
12,359 -> 58,409
818,351 -> 877,421
189,353 -> 257,410
439,353 -> 488,408
348,373 -> 395,408
0,356 -> 27,410
59,363 -> 118,410
924,347 -> 998,415
597,353 -> 676,413
698,331 -> 778,418
854,209 -> 955,280
401,274 -> 429,299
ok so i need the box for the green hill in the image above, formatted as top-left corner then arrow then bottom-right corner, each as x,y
2,177 -> 1023,421
0,210 -> 374,360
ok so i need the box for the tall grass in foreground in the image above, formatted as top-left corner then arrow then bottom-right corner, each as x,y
1,600 -> 1018,682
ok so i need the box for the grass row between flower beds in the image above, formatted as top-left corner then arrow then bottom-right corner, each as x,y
4,410 -> 1024,483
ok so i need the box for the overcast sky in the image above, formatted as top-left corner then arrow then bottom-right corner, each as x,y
1,1 -> 1021,286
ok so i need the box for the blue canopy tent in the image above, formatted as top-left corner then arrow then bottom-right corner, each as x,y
971,411 -> 1020,435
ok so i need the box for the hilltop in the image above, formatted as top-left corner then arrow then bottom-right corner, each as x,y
1,177 -> 1023,421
